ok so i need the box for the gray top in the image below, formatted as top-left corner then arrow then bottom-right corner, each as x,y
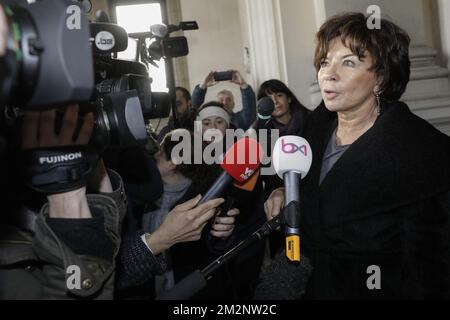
319,129 -> 351,185
142,178 -> 192,233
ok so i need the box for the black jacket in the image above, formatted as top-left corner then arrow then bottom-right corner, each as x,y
296,100 -> 450,299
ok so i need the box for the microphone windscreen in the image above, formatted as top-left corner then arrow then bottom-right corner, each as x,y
253,252 -> 313,300
257,97 -> 275,118
273,136 -> 312,179
95,10 -> 109,22
221,137 -> 263,183
150,24 -> 168,38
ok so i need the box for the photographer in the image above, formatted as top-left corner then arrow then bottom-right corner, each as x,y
0,105 -> 126,299
192,70 -> 256,130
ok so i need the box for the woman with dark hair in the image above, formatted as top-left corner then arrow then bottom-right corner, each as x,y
262,13 -> 450,299
257,79 -> 310,136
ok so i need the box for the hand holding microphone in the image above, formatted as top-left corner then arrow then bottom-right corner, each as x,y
264,187 -> 285,221
210,207 -> 240,238
145,195 -> 225,255
197,136 -> 264,206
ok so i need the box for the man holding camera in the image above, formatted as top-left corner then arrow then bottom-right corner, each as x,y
192,70 -> 256,130
0,4 -> 226,300
1,4 -> 129,299
0,103 -> 128,299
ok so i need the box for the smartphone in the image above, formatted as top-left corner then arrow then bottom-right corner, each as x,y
213,71 -> 233,82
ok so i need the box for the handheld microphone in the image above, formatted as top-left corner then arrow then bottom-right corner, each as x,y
95,10 -> 110,23
233,168 -> 260,192
197,137 -> 263,206
248,97 -> 274,132
272,136 -> 312,262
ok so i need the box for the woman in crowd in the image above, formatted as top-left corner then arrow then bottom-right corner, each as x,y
257,79 -> 310,137
195,100 -> 233,145
257,79 -> 312,198
264,12 -> 450,299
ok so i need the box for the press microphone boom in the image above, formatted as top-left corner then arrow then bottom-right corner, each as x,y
157,216 -> 282,300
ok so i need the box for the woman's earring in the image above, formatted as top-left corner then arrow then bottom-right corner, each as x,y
375,93 -> 381,116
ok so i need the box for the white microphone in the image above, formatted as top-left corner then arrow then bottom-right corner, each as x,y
272,136 -> 312,262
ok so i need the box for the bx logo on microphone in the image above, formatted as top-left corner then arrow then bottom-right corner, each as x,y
281,139 -> 308,156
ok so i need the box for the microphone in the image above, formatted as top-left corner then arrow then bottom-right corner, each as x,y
157,211 -> 282,300
248,97 -> 274,132
272,136 -> 312,262
150,24 -> 169,38
233,168 -> 260,192
197,137 -> 263,206
95,10 -> 110,23
231,97 -> 273,192
90,22 -> 128,55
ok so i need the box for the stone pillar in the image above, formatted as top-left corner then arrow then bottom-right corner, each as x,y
309,0 -> 450,135
438,0 -> 450,73
166,0 -> 190,91
238,0 -> 288,89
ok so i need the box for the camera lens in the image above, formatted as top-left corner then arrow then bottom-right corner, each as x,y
0,4 -> 39,108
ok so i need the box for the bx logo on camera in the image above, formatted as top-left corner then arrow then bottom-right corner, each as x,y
281,139 -> 308,156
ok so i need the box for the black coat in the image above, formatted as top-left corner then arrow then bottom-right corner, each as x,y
298,101 -> 450,299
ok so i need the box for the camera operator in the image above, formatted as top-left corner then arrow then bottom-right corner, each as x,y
0,104 -> 127,299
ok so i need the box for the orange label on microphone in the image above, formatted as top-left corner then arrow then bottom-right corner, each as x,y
286,236 -> 300,262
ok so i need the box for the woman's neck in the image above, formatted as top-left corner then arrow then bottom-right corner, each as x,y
275,112 -> 292,125
161,172 -> 189,186
336,100 -> 379,145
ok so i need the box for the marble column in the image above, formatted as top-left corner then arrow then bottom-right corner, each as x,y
238,0 -> 288,89
166,0 -> 190,91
